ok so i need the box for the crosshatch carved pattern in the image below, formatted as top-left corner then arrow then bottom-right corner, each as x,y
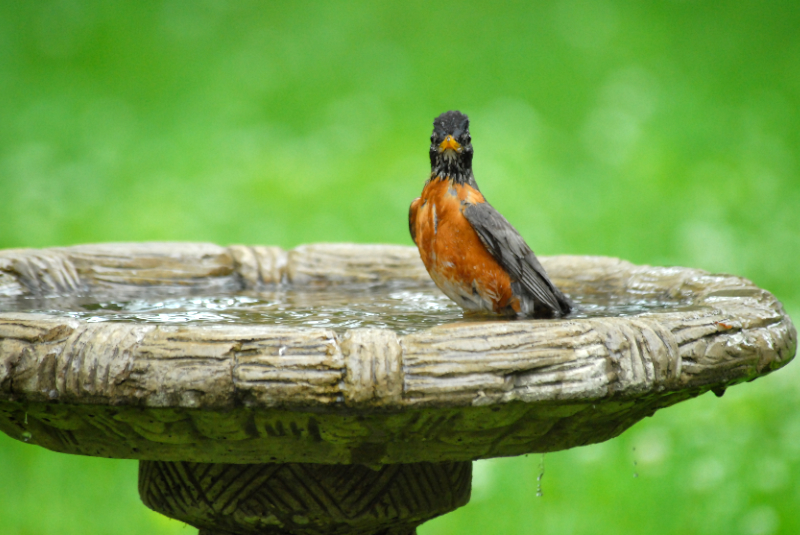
139,460 -> 472,535
0,395 -> 700,465
0,243 -> 796,465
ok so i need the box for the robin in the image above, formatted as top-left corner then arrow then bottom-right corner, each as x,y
409,110 -> 572,318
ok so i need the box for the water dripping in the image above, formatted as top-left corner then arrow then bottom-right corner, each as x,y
536,453 -> 546,497
632,446 -> 639,478
21,431 -> 32,442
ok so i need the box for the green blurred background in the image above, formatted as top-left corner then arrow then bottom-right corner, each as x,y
1,1 -> 798,534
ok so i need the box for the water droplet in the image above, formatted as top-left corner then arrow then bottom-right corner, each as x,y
21,431 -> 32,442
536,453 -> 546,497
632,446 -> 639,478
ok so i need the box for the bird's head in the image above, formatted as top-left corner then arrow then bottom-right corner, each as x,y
430,110 -> 473,181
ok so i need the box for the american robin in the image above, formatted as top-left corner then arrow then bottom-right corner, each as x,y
409,110 -> 572,318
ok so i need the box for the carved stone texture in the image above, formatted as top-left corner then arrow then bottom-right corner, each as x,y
139,460 -> 471,535
0,242 -> 429,297
0,243 -> 796,465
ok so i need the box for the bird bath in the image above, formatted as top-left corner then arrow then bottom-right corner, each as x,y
0,242 -> 795,535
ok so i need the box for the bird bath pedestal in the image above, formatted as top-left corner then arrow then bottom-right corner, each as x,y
0,243 -> 795,534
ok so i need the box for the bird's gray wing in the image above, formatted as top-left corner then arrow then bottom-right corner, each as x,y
463,201 -> 572,316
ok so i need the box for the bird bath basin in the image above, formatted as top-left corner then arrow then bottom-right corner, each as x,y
0,242 -> 795,535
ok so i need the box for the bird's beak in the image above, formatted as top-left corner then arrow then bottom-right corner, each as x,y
439,135 -> 461,152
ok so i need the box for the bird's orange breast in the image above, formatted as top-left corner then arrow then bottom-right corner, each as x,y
409,178 -> 520,314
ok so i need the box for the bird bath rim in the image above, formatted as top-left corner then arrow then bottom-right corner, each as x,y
0,242 -> 795,465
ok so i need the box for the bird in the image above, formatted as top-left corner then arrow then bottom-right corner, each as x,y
409,110 -> 572,318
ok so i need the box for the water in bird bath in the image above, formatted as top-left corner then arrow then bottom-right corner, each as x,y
0,282 -> 693,335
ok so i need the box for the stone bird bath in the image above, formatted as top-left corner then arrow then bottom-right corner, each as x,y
0,243 -> 795,534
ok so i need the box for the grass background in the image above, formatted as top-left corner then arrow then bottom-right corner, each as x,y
1,1 -> 798,534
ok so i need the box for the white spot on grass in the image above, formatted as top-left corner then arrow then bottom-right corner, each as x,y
740,506 -> 779,535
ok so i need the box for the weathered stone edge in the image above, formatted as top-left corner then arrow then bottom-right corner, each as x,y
0,243 -> 795,411
0,242 -> 432,296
